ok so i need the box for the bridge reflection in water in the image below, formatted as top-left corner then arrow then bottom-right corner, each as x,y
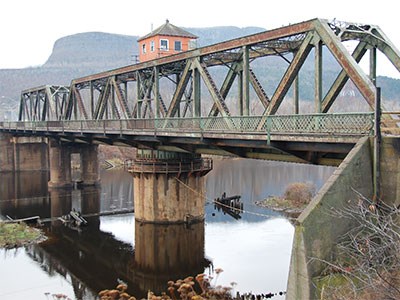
0,171 -> 210,299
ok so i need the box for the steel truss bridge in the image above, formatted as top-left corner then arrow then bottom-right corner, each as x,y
2,18 -> 400,165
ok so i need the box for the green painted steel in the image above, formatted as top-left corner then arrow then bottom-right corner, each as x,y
0,112 -> 374,137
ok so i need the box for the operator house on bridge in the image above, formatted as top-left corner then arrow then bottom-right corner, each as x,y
137,19 -> 198,62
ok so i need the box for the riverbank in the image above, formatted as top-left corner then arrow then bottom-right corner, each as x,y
0,222 -> 46,248
255,182 -> 316,218
256,195 -> 305,212
255,196 -> 305,219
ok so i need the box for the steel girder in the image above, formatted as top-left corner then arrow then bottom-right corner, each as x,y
18,18 -> 400,122
19,85 -> 69,121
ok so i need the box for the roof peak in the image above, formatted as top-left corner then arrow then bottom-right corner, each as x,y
138,20 -> 197,41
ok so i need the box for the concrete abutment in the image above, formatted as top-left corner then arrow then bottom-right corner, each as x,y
287,136 -> 400,299
130,150 -> 212,224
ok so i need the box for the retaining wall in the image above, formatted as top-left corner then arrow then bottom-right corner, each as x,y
286,137 -> 374,299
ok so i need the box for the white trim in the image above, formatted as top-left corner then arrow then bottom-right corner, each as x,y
160,39 -> 169,51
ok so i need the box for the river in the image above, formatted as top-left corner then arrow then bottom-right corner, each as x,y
0,158 -> 334,299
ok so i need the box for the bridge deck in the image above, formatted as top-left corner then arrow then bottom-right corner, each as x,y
0,113 -> 375,166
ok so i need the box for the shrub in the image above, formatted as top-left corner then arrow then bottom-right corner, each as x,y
283,182 -> 316,207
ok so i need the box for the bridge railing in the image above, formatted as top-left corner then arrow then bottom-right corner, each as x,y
0,113 -> 374,136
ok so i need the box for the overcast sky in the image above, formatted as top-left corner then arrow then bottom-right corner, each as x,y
1,0 -> 399,77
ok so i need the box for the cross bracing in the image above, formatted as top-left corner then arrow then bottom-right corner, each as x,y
18,18 -> 400,123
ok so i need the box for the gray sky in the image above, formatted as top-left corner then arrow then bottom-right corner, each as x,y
1,0 -> 399,77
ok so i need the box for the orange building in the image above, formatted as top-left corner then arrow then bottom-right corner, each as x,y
138,20 -> 198,62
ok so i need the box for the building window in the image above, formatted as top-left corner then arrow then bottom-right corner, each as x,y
160,39 -> 169,51
150,40 -> 155,52
142,43 -> 146,54
174,41 -> 182,51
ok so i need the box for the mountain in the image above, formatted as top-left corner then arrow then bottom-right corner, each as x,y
44,32 -> 138,70
1,26 -> 399,111
0,27 -> 265,105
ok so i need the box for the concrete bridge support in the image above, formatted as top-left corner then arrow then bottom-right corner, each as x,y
287,136 -> 400,299
0,133 -> 48,172
130,150 -> 212,224
48,140 -> 73,188
0,133 -> 15,171
48,141 -> 100,188
14,137 -> 48,171
79,145 -> 100,186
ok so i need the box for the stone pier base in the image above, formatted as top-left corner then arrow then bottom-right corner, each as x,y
130,150 -> 212,224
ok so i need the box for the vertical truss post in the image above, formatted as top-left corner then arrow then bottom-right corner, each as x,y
90,81 -> 94,119
373,87 -> 381,201
238,70 -> 243,115
370,47 -> 377,86
294,75 -> 299,114
73,89 -> 78,120
30,94 -> 33,121
193,59 -> 201,117
45,92 -> 49,121
154,66 -> 160,119
111,83 -> 116,119
176,73 -> 181,117
136,72 -> 142,118
242,45 -> 250,116
315,40 -> 322,113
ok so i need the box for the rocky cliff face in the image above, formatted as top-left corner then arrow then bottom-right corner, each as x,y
44,32 -> 138,70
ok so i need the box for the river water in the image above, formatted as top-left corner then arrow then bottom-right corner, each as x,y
0,158 -> 334,299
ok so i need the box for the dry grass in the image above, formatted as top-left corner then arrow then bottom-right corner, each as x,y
0,222 -> 45,248
283,182 -> 316,207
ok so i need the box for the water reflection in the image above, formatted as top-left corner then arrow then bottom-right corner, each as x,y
0,171 -> 210,299
0,171 -> 49,220
27,218 -> 209,299
0,158 -> 335,299
134,221 -> 209,295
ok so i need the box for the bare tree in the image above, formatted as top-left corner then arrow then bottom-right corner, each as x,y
316,191 -> 400,300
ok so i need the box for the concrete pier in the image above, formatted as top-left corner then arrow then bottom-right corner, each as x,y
0,133 -> 14,171
48,140 -> 73,188
0,134 -> 48,172
48,141 -> 100,188
130,150 -> 212,224
79,144 -> 100,186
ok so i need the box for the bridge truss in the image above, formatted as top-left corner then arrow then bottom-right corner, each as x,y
7,18 -> 400,165
18,18 -> 400,122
